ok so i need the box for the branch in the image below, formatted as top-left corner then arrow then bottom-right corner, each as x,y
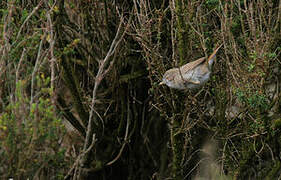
15,48 -> 26,102
77,15 -> 128,178
46,1 -> 57,105
16,48 -> 26,85
170,0 -> 177,66
102,15 -> 131,76
16,0 -> 43,41
83,16 -> 124,150
57,95 -> 86,138
64,134 -> 97,180
30,33 -> 46,106
106,98 -> 130,166
100,16 -> 124,73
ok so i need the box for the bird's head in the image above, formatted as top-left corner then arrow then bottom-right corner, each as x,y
159,69 -> 178,88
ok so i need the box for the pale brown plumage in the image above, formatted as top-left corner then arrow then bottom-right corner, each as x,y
160,44 -> 222,90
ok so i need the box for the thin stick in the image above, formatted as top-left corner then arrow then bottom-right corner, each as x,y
65,134 -> 97,180
77,16 -> 127,178
46,3 -> 56,105
15,48 -> 26,102
170,0 -> 176,67
83,17 -> 124,151
16,0 -> 43,41
30,33 -> 46,106
106,98 -> 130,166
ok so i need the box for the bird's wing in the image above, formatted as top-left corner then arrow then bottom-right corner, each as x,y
180,57 -> 206,73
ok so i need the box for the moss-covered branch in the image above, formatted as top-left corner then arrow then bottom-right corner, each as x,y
171,119 -> 184,179
175,0 -> 188,65
169,1 -> 189,179
54,0 -> 90,128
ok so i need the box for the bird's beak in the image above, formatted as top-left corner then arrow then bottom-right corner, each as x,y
159,81 -> 165,85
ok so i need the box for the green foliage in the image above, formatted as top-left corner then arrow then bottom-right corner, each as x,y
0,77 -> 68,179
272,118 -> 281,130
1,0 -> 281,179
204,0 -> 220,9
235,88 -> 269,111
63,39 -> 81,55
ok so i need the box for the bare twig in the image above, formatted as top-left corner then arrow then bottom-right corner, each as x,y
187,21 -> 204,38
30,33 -> 46,106
83,16 -> 124,151
184,157 -> 209,179
16,0 -> 43,41
77,15 -> 128,178
0,1 -> 13,77
15,48 -> 26,102
46,1 -> 56,105
170,0 -> 176,67
15,48 -> 26,85
106,98 -> 130,166
265,143 -> 275,162
64,134 -> 97,180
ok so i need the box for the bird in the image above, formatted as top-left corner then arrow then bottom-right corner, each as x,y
159,44 -> 222,90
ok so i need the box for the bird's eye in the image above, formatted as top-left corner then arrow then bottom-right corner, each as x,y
166,74 -> 174,81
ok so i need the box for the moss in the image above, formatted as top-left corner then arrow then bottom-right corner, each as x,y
272,118 -> 281,130
175,0 -> 188,65
61,53 -> 90,127
266,161 -> 281,180
171,126 -> 184,180
55,3 -> 90,128
236,144 -> 256,179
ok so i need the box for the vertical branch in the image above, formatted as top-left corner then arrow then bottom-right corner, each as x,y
196,2 -> 207,57
15,48 -> 26,102
0,0 -> 13,104
170,0 -> 176,67
83,16 -> 124,153
30,33 -> 46,106
46,1 -> 56,105
16,0 -> 43,41
170,1 -> 187,179
77,16 -> 126,179
16,49 -> 26,86
106,97 -> 130,166
55,0 -> 90,127
175,0 -> 188,65
170,115 -> 184,180
274,0 -> 281,31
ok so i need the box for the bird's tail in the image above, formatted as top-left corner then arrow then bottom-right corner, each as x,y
206,44 -> 223,66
